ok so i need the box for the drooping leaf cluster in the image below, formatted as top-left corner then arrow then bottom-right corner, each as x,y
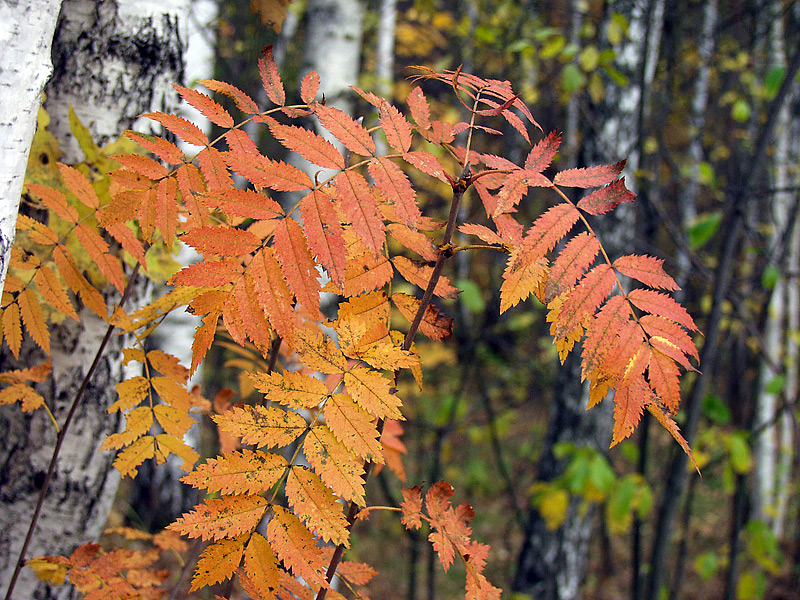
2,51 -> 699,598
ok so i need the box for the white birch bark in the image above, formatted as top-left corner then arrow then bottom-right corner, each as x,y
0,0 -> 63,295
0,2 -> 187,598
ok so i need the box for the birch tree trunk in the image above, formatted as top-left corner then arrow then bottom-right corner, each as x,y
0,0 -> 63,295
0,2 -> 186,598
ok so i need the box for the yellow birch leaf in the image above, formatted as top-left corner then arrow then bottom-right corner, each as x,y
155,433 -> 199,470
180,449 -> 288,495
212,405 -> 308,449
267,506 -> 327,590
242,533 -> 280,600
18,288 -> 49,353
248,370 -> 329,409
0,383 -> 45,412
343,368 -> 403,420
113,435 -> 155,478
286,466 -> 350,546
2,302 -> 22,358
189,536 -> 247,592
109,376 -> 150,413
170,495 -> 268,541
35,265 -> 78,320
153,404 -> 195,437
304,425 -> 365,505
101,406 -> 153,450
325,393 -> 384,463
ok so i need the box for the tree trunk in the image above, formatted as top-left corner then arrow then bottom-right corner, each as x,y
0,0 -> 63,293
0,2 -> 186,598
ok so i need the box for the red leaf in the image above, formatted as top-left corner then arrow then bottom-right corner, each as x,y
581,294 -> 629,379
554,160 -> 626,188
554,265 -> 617,336
545,232 -> 600,302
639,314 -> 699,364
525,131 -> 561,172
369,157 -> 420,228
273,218 -> 322,320
199,79 -> 259,113
258,47 -> 285,106
577,178 -> 636,215
334,171 -> 385,256
648,350 -> 682,413
613,254 -> 679,291
611,374 -> 651,446
300,190 -> 347,286
380,102 -> 413,153
249,247 -> 298,344
314,104 -> 375,156
402,151 -> 452,184
175,84 -> 234,128
144,112 -> 209,147
269,122 -> 345,170
407,87 -> 431,131
300,71 -> 320,104
493,169 -> 552,216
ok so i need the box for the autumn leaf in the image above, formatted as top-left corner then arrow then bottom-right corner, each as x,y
190,536 -> 247,592
325,393 -> 385,462
267,506 -> 327,589
170,495 -> 269,541
181,449 -> 288,495
213,405 -> 308,449
304,425 -> 366,505
286,466 -> 350,545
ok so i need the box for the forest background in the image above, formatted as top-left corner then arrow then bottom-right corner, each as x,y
1,1 -> 799,600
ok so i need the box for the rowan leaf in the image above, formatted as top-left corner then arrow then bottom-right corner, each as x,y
198,147 -> 234,190
335,171 -> 385,256
258,47 -> 286,106
315,104 -> 375,156
545,232 -> 600,302
493,169 -> 552,216
613,254 -> 679,291
286,466 -> 350,545
199,79 -> 259,113
325,393 -> 384,462
181,449 -> 288,495
611,375 -> 651,446
153,404 -> 195,438
273,217 -> 322,320
144,111 -> 209,147
216,188 -> 284,221
407,86 -> 432,131
267,506 -> 327,589
380,102 -> 413,152
300,190 -> 347,286
293,328 -> 347,374
249,247 -> 298,343
577,178 -> 636,215
101,406 -> 153,450
338,561 -> 377,586
628,289 -> 698,331
242,533 -> 280,600
646,404 -> 697,470
152,377 -> 197,412
525,131 -> 561,172
248,370 -> 329,409
300,71 -> 320,104
57,163 -> 100,209
27,183 -> 79,223
109,376 -> 150,413
175,84 -> 234,128
189,536 -> 247,592
113,435 -> 155,478
458,223 -> 504,246
269,122 -> 345,170
2,302 -> 22,359
0,383 -> 45,412
554,264 -> 617,338
171,258 -> 243,287
124,131 -> 184,164
392,293 -> 453,340
344,367 -> 403,420
155,433 -> 200,470
402,150 -> 451,184
170,495 -> 268,541
18,288 -> 49,353
36,265 -> 77,320
554,160 -> 626,188
647,350 -> 682,413
639,314 -> 699,363
304,425 -> 366,505
341,251 -> 394,297
369,157 -> 420,228
581,295 -> 629,379
53,246 -> 107,318
181,225 -> 262,258
213,405 -> 308,449
500,252 -> 548,313
225,152 -> 313,192
400,486 -> 423,529
393,256 -> 459,299
518,202 -> 581,260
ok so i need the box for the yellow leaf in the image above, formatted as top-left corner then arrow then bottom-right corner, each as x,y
344,367 -> 403,420
286,466 -> 350,546
213,405 -> 308,449
180,449 -> 288,495
113,435 -> 155,478
537,487 -> 569,531
293,329 -> 347,374
101,406 -> 153,450
0,383 -> 45,412
18,288 -> 49,353
266,506 -> 327,590
242,533 -> 280,600
304,425 -> 365,505
155,433 -> 199,470
189,536 -> 247,592
151,376 -> 196,412
248,370 -> 329,409
170,495 -> 269,541
153,404 -> 195,437
1,302 -> 22,358
27,557 -> 68,585
109,376 -> 150,413
325,393 -> 384,462
147,349 -> 190,383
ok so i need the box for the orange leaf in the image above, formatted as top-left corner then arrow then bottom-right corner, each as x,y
392,293 -> 453,341
144,111 -> 209,147
270,122 -> 345,170
400,486 -> 423,529
304,425 -> 365,505
109,376 -> 150,413
554,265 -> 617,337
524,131 -> 561,172
258,48 -> 285,106
192,312 -> 219,374
545,232 -> 600,302
335,171 -> 385,256
18,288 -> 49,353
380,102 -> 413,153
0,383 -> 45,412
493,169 -> 552,216
200,79 -> 259,113
216,188 -> 284,221
198,147 -> 234,190
182,225 -> 262,258
181,449 -> 288,495
124,131 -> 184,164
112,435 -> 155,478
628,289 -> 698,331
189,536 -> 247,592
267,506 -> 327,590
286,466 -> 350,545
170,495 -> 268,541
639,314 -> 699,364
581,295 -> 628,379
341,252 -> 393,297
273,218 -> 322,320
1,301 -> 21,358
611,375 -> 651,446
74,223 -> 126,293
36,265 -> 77,320
175,84 -> 234,128
213,405 -> 307,449
407,87 -> 431,131
369,157 -> 420,228
314,104 -> 375,156
499,253 -> 548,313
171,258 -> 243,287
249,247 -> 298,344
27,183 -> 79,222
518,203 -> 581,261
300,71 -> 320,104
53,246 -> 106,318
155,433 -> 200,471
392,256 -> 459,299
647,350 -> 682,413
613,254 -> 679,291
225,151 -> 313,192
152,377 -> 197,412
402,150 -> 451,184
57,163 -> 100,209
242,533 -> 280,600
153,404 -> 195,437
300,190 -> 347,286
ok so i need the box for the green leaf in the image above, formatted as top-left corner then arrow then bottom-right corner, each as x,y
606,476 -> 636,534
728,432 -> 752,474
579,46 -> 600,71
694,551 -> 720,580
457,279 -> 486,313
702,394 -> 731,425
688,212 -> 722,249
765,375 -> 785,395
732,99 -> 751,123
540,35 -> 565,59
761,266 -> 780,290
764,67 -> 785,98
562,64 -> 585,93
